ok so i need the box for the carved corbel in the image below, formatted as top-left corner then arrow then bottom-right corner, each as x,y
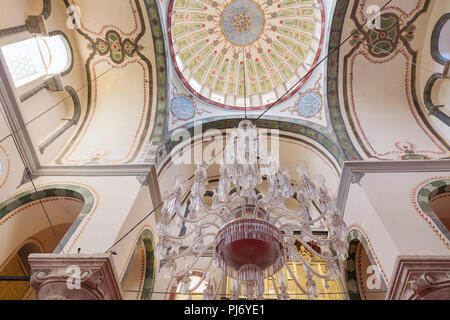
387,256 -> 450,300
29,253 -> 123,300
404,272 -> 450,299
350,171 -> 365,186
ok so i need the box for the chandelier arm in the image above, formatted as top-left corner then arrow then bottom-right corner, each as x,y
167,244 -> 211,279
203,204 -> 234,216
161,234 -> 216,260
262,199 -> 288,220
311,200 -> 324,215
163,223 -> 221,240
173,207 -> 228,224
187,257 -> 214,292
277,222 -> 341,243
189,195 -> 236,216
270,275 -> 283,299
253,198 -> 266,217
296,255 -> 336,280
284,262 -> 308,294
262,197 -> 287,215
211,271 -> 224,300
271,212 -> 314,225
283,234 -> 341,262
270,206 -> 328,224
230,193 -> 246,203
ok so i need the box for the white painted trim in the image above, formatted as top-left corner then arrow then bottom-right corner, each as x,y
337,160 -> 450,214
146,165 -> 162,220
0,51 -> 40,172
36,164 -> 154,176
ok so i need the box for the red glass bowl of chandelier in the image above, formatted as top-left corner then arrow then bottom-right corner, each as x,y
214,217 -> 286,279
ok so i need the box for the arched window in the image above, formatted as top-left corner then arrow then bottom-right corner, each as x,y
1,35 -> 71,87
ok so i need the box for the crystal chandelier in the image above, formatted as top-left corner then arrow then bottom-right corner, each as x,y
156,120 -> 348,300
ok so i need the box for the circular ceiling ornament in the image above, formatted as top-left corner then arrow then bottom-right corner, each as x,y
168,0 -> 325,110
171,97 -> 196,120
221,0 -> 264,46
297,92 -> 322,117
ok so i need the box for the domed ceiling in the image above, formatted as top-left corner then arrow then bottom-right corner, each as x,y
168,0 -> 324,110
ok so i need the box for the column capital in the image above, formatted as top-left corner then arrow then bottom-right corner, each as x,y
29,253 -> 123,300
386,255 -> 450,300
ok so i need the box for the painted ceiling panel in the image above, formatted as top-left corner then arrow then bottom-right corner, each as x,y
333,0 -> 449,160
57,60 -> 151,164
348,51 -> 447,159
168,0 -> 325,110
55,0 -> 161,165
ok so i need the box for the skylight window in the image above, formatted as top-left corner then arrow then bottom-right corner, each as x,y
1,35 -> 70,88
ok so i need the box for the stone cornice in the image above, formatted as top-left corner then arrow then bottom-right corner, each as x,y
337,160 -> 450,214
386,255 -> 450,300
36,164 -> 154,176
29,253 -> 123,300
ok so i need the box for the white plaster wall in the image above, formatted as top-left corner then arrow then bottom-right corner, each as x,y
337,0 -> 450,160
56,175 -> 143,255
361,172 -> 450,255
111,184 -> 157,286
344,171 -> 450,283
3,175 -> 144,257
344,182 -> 400,285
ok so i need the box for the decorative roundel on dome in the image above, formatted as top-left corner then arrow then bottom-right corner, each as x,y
297,92 -> 322,117
171,97 -> 196,120
168,0 -> 325,110
221,0 -> 264,46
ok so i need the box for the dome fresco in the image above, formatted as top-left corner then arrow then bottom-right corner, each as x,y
168,0 -> 324,110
